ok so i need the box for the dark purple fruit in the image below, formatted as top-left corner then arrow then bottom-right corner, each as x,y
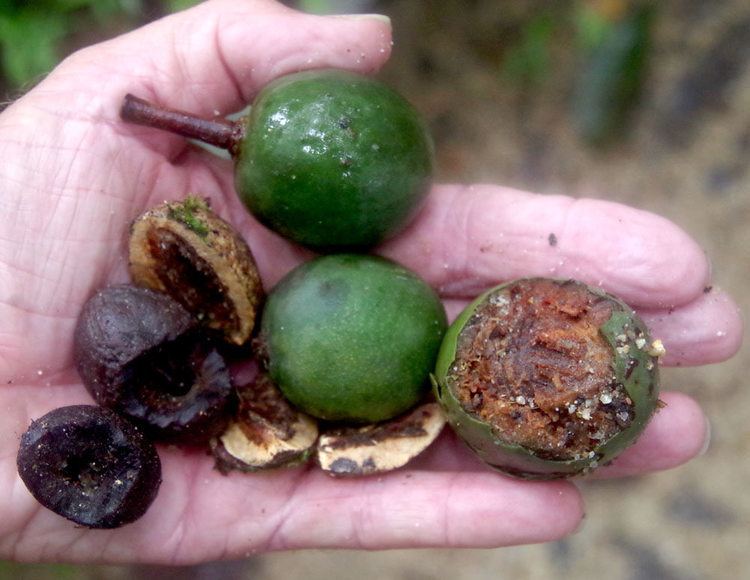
16,405 -> 161,529
74,285 -> 235,444
116,341 -> 235,443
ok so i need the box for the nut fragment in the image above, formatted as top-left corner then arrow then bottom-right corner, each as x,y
317,402 -> 446,477
129,196 -> 263,345
211,374 -> 318,472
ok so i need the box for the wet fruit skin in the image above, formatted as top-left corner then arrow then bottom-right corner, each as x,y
16,405 -> 161,529
433,278 -> 660,479
74,285 -> 235,444
260,254 -> 447,423
236,70 -> 434,250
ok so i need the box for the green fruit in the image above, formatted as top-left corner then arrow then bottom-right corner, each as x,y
260,255 -> 447,423
121,70 -> 434,250
433,278 -> 660,479
236,70 -> 433,250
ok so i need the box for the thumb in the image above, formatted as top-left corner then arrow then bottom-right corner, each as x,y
44,0 -> 393,116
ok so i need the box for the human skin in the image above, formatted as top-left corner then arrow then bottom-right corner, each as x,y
0,0 -> 742,564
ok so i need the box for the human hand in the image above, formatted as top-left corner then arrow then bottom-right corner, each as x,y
0,0 -> 742,564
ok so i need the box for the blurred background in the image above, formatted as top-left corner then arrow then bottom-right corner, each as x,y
1,0 -> 748,578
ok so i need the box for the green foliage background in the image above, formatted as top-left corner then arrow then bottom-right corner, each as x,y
0,0 -> 201,91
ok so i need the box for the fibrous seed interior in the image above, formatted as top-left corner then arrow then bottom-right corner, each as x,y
449,279 -> 634,461
236,375 -> 302,443
147,227 -> 239,333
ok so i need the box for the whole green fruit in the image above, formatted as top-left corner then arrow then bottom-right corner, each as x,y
121,70 -> 434,250
260,255 -> 447,423
236,70 -> 434,250
433,278 -> 660,479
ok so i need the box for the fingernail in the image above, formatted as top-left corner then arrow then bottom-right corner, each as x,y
698,415 -> 712,456
330,13 -> 392,25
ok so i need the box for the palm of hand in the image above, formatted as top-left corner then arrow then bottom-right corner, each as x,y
0,0 -> 741,564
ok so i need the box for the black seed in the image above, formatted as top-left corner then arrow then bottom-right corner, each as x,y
16,405 -> 161,529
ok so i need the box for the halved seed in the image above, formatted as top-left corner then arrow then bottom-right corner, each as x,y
317,402 -> 446,477
129,196 -> 263,345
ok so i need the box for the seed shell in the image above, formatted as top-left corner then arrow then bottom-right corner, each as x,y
129,196 -> 263,345
317,402 -> 446,477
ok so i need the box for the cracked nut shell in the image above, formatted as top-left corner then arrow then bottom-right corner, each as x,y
433,278 -> 660,479
129,196 -> 263,346
211,373 -> 318,473
74,285 -> 235,444
17,405 -> 161,529
317,402 -> 446,477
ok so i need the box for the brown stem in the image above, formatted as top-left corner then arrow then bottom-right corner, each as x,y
120,94 -> 246,156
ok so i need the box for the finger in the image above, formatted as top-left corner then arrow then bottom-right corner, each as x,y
592,391 -> 709,478
3,385 -> 582,562
45,0 -> 392,117
380,184 -> 711,309
141,456 -> 582,558
641,288 -> 743,366
8,458 -> 582,562
254,469 -> 583,552
407,427 -> 493,472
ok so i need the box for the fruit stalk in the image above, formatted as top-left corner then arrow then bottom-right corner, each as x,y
120,94 -> 245,155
